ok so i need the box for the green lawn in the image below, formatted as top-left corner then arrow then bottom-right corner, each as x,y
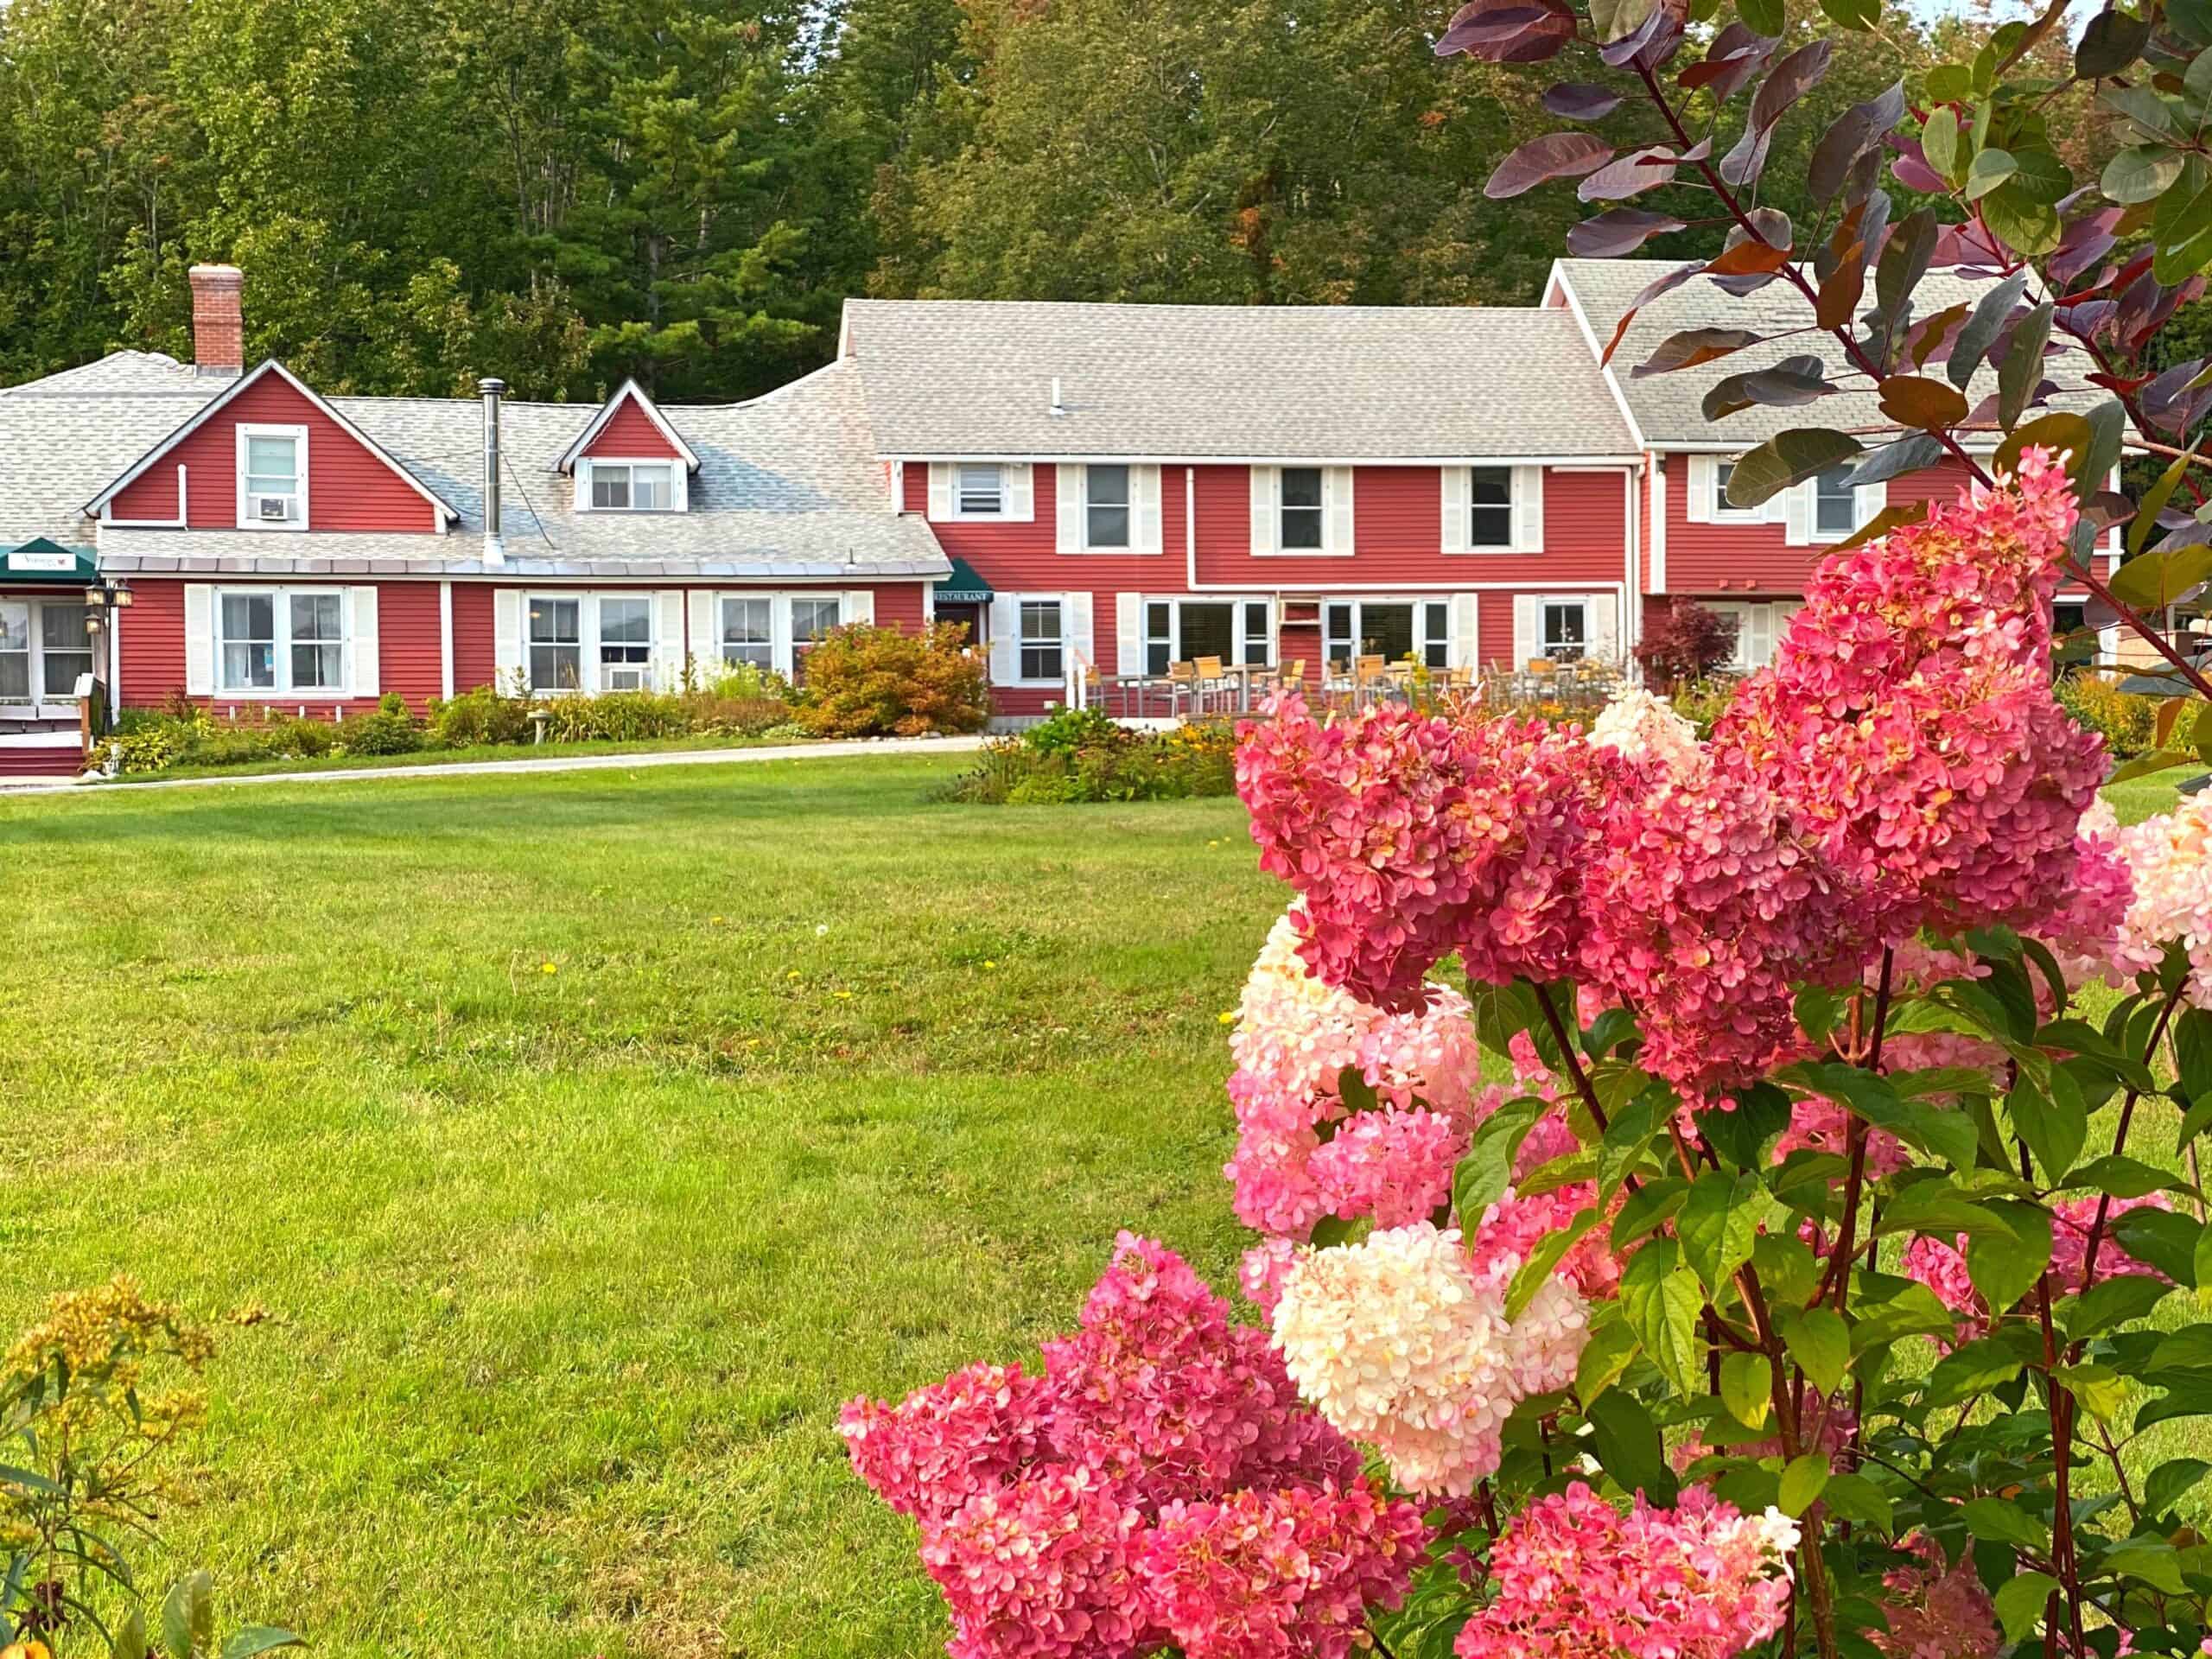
0,756 -> 1274,1659
93,727 -> 836,784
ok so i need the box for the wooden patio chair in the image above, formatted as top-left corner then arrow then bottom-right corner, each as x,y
1193,654 -> 1227,715
1167,660 -> 1198,718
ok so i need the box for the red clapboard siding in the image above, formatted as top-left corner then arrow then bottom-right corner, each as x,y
1192,465 -> 1630,587
0,746 -> 81,777
1662,454 -> 1988,597
581,393 -> 683,461
376,582 -> 443,708
117,578 -> 442,714
451,582 -> 498,694
109,372 -> 442,532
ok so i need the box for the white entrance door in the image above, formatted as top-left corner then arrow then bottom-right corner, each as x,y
0,603 -> 28,704
0,598 -> 92,713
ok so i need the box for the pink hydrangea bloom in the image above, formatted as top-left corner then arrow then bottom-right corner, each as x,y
1588,683 -> 1707,783
1141,1482 -> 1429,1659
920,1465 -> 1158,1659
839,1361 -> 1052,1525
1452,1482 -> 1797,1659
1308,1107 -> 1467,1230
1904,1195 -> 2171,1342
1871,1533 -> 2000,1659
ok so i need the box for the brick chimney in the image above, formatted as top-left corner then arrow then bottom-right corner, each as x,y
187,264 -> 244,378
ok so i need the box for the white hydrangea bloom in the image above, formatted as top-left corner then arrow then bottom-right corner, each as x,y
1588,683 -> 1706,783
1272,1221 -> 1530,1496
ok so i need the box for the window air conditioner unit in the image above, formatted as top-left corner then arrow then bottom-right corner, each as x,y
255,494 -> 292,522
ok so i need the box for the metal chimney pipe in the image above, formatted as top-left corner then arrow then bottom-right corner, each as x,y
1049,376 -> 1065,418
479,377 -> 506,565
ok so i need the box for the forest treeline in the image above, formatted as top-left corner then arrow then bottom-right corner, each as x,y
0,0 -> 2082,403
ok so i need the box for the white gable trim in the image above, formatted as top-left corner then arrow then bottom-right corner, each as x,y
1542,261 -> 1649,453
82,359 -> 461,526
556,378 -> 702,474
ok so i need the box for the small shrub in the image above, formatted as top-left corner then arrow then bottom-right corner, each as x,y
1025,706 -> 1125,754
1663,677 -> 1738,740
332,707 -> 423,755
431,685 -> 535,748
2057,668 -> 2157,758
539,690 -> 689,743
1633,600 -> 1739,685
795,623 -> 989,738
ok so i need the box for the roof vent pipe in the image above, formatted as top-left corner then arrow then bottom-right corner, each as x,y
480,377 -> 506,568
1049,377 -> 1065,418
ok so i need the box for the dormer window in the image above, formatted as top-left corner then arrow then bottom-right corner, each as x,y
587,461 -> 677,512
237,423 -> 307,528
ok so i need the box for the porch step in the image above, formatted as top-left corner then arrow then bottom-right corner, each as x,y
0,745 -> 82,778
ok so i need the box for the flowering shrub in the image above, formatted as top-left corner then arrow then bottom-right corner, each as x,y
842,1234 -> 1424,1658
849,453 -> 2212,1659
939,720 -> 1239,805
1632,600 -> 1741,687
795,621 -> 990,738
3,1280 -> 299,1656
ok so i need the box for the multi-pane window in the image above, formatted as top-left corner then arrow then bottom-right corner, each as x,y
38,604 -> 91,697
1280,467 -> 1324,550
790,597 -> 842,679
0,604 -> 27,699
1142,599 -> 1273,675
1714,461 -> 1738,515
1470,467 -> 1512,548
244,431 -> 302,523
598,596 -> 652,690
220,592 -> 278,690
1324,601 -> 1355,671
1085,465 -> 1131,549
287,594 -> 343,690
1542,601 -> 1587,662
589,462 -> 673,511
528,597 -> 582,692
1020,599 -> 1065,682
721,597 -> 773,671
1243,601 -> 1272,667
1145,601 -> 1173,677
1815,467 -> 1858,537
957,464 -> 1004,516
1423,601 -> 1451,670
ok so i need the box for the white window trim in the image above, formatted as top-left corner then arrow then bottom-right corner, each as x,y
1014,594 -> 1068,686
1709,460 -> 1764,524
1465,465 -> 1516,552
575,457 -> 687,514
1540,596 -> 1590,660
524,590 -> 592,696
0,596 -> 95,710
951,461 -> 1009,521
1320,595 -> 1457,671
709,591 -> 849,680
211,584 -> 351,698
1443,464 -> 1543,555
235,423 -> 308,530
1140,596 -> 1274,674
1808,472 -> 1878,544
1081,464 -> 1135,552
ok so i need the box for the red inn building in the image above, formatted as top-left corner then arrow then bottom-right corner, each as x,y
0,260 -> 2118,775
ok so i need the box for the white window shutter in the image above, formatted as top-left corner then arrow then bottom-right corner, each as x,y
1450,593 -> 1479,669
1065,590 -> 1094,683
1324,467 -> 1355,555
927,463 -> 952,521
1249,467 -> 1276,556
1513,594 -> 1541,664
183,584 -> 214,696
1055,464 -> 1083,554
1440,467 -> 1471,556
347,586 -> 380,698
1006,463 -> 1034,523
1858,478 -> 1887,523
1586,593 -> 1619,663
1116,592 -> 1144,676
578,594 -> 601,695
1685,455 -> 1714,524
654,589 -> 686,690
1748,603 -> 1777,668
988,595 -> 1017,684
1781,480 -> 1813,545
1134,465 -> 1163,554
1513,465 -> 1544,553
845,589 -> 875,626
494,589 -> 524,689
688,591 -> 716,671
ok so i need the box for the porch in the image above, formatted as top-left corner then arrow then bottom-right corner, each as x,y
0,539 -> 115,777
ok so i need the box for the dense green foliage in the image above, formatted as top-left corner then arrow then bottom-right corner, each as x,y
0,0 -> 2051,403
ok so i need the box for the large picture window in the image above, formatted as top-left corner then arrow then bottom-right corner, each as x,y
1323,597 -> 1455,672
215,588 -> 348,694
1143,598 -> 1273,674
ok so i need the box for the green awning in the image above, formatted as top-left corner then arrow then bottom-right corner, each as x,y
933,556 -> 993,603
0,539 -> 96,584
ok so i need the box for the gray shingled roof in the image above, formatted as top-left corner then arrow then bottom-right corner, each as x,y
1552,257 -> 2107,448
842,299 -> 1638,460
2,353 -> 949,578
